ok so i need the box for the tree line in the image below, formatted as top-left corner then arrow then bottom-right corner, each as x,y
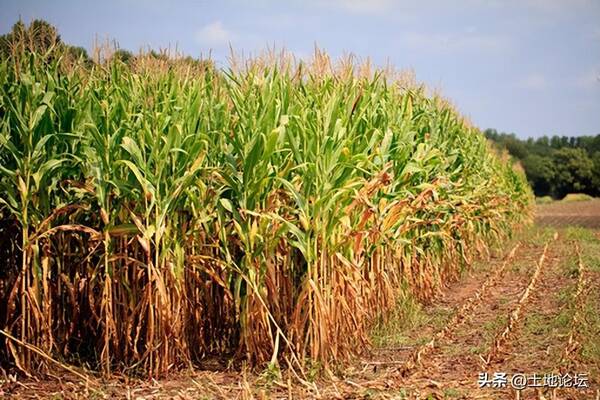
484,129 -> 600,198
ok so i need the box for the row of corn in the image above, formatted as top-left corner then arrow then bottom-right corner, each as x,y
0,46 -> 533,377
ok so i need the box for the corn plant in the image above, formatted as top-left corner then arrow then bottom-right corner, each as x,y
0,45 -> 533,377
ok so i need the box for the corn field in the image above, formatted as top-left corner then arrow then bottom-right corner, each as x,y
0,46 -> 532,378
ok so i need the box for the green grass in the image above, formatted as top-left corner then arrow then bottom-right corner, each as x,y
521,225 -> 556,247
523,313 -> 554,337
555,286 -> 576,330
581,302 -> 600,370
483,314 -> 507,335
561,193 -> 594,202
565,227 -> 600,272
443,388 -> 461,398
564,226 -> 598,242
371,288 -> 456,348
469,343 -> 487,355
371,291 -> 428,347
536,195 -> 554,204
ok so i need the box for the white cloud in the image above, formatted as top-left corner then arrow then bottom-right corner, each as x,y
195,21 -> 236,47
401,31 -> 510,54
518,73 -> 547,89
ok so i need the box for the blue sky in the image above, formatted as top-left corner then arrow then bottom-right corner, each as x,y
2,0 -> 599,138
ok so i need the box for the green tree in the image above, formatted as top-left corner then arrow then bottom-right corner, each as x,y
522,154 -> 555,196
591,151 -> 600,196
505,138 -> 528,159
65,45 -> 89,59
113,49 -> 134,64
550,135 -> 562,149
552,148 -> 593,197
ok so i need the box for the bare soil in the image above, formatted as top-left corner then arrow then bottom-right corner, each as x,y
536,199 -> 600,228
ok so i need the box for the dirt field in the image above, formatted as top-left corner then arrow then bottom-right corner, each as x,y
536,199 -> 600,228
2,201 -> 600,399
